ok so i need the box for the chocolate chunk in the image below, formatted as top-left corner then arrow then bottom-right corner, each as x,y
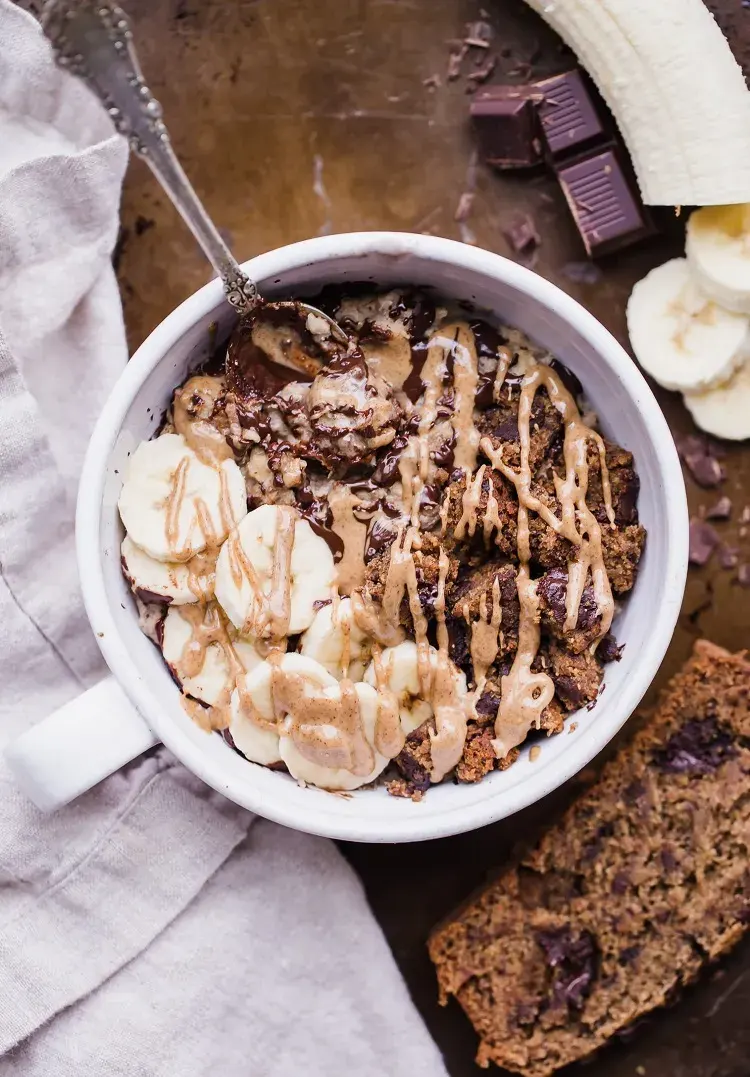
556,147 -> 652,257
470,88 -> 544,169
475,688 -> 501,717
689,518 -> 720,566
705,495 -> 732,520
503,213 -> 540,254
535,70 -> 605,159
536,927 -> 598,1010
652,717 -> 736,776
597,633 -> 624,664
676,434 -> 726,488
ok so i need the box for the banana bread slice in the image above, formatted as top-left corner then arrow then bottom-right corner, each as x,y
428,641 -> 750,1076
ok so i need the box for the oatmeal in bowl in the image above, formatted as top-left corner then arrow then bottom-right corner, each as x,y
118,286 -> 646,799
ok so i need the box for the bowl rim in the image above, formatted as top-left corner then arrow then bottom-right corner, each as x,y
77,231 -> 688,842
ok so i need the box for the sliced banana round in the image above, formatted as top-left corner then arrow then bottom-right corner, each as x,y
162,604 -> 262,706
279,681 -> 389,792
229,653 -> 337,767
122,535 -> 200,605
363,640 -> 467,734
686,205 -> 750,315
299,598 -> 371,681
118,433 -> 247,563
683,358 -> 750,441
214,504 -> 336,637
626,258 -> 750,392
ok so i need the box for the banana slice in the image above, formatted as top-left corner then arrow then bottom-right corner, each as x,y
686,205 -> 750,315
363,640 -> 466,734
683,358 -> 750,441
299,598 -> 371,681
229,653 -> 337,767
118,433 -> 247,563
214,504 -> 335,637
122,535 -> 201,605
279,681 -> 389,792
626,258 -> 750,392
162,604 -> 262,706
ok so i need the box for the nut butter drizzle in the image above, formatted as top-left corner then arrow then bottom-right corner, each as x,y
227,505 -> 296,640
480,362 -> 615,757
175,602 -> 247,732
165,375 -> 238,565
170,310 -> 619,790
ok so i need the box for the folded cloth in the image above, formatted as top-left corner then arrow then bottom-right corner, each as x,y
0,5 -> 447,1075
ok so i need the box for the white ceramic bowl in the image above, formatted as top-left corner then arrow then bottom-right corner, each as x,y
76,232 -> 688,842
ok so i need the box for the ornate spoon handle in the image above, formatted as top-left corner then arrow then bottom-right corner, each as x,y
41,0 -> 258,313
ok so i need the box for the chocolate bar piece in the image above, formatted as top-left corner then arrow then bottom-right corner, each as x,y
470,87 -> 544,169
535,70 -> 605,159
556,147 -> 651,257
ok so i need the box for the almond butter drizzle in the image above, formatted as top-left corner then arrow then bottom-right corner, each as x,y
227,505 -> 297,640
163,445 -> 237,563
478,361 -> 616,758
172,375 -> 233,467
469,575 -> 503,693
172,315 -> 622,788
175,602 -> 247,732
272,667 -> 376,776
328,483 -> 368,595
454,464 -> 486,541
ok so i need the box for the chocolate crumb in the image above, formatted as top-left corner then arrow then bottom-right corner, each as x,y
562,261 -> 602,285
134,214 -> 155,236
503,213 -> 540,254
688,518 -> 719,566
447,43 -> 468,81
705,495 -> 732,521
465,55 -> 497,91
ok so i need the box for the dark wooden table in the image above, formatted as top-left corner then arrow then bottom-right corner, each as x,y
114,2 -> 750,1073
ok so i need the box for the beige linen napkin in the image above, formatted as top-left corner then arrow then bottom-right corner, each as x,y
0,4 -> 447,1074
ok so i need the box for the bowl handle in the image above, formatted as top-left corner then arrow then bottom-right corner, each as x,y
4,676 -> 158,811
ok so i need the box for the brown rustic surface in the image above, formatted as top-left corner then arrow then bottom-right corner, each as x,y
113,1 -> 750,1073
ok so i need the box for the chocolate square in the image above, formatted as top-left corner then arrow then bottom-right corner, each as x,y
535,70 -> 605,160
470,87 -> 544,170
556,147 -> 651,257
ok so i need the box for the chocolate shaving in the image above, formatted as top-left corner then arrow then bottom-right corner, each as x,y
423,74 -> 441,90
503,214 -> 540,254
705,495 -> 732,521
688,518 -> 719,566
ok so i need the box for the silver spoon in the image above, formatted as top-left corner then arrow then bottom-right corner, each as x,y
40,0 -> 348,358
